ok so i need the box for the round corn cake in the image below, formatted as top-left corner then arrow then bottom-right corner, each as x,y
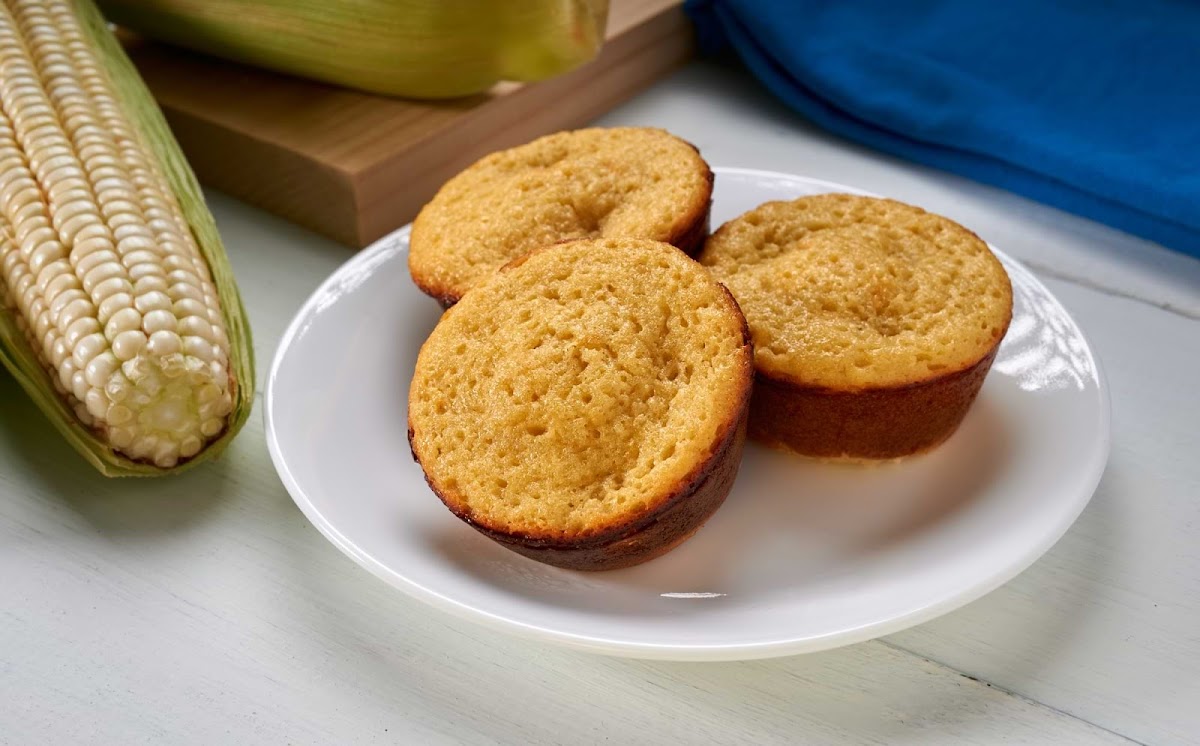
699,194 -> 1012,459
408,127 -> 713,306
408,238 -> 752,570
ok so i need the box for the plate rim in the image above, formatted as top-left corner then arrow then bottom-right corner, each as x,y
265,167 -> 1112,661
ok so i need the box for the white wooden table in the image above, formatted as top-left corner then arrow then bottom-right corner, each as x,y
3,61 -> 1198,745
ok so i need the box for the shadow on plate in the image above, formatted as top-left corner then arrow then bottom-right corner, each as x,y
419,395 -> 1013,615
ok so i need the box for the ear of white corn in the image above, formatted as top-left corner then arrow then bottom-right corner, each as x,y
0,0 -> 253,476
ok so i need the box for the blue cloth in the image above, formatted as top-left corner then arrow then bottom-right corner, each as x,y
685,0 -> 1200,258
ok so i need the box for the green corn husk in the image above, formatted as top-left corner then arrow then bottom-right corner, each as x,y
96,0 -> 610,99
0,0 -> 254,476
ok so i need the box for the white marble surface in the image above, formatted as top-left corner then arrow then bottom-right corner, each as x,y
2,60 -> 1197,744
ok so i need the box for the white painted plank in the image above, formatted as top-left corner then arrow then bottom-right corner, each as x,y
0,396 -> 1128,745
0,187 -> 1130,745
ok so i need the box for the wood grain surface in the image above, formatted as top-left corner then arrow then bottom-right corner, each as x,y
121,0 -> 692,248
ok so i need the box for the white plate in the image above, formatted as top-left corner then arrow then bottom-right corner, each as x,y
266,168 -> 1110,661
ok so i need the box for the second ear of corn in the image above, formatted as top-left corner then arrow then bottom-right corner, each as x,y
0,0 -> 253,476
96,0 -> 610,99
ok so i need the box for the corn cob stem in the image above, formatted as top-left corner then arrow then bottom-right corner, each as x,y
0,0 -> 234,468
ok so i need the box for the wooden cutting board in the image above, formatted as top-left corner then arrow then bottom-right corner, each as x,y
122,0 -> 693,248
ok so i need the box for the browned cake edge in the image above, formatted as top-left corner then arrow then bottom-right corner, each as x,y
406,211 -> 463,308
664,148 -> 713,259
408,277 -> 753,571
452,409 -> 747,571
407,136 -> 714,308
749,345 -> 1003,460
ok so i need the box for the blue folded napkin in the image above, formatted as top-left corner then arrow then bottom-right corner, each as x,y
686,0 -> 1200,258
